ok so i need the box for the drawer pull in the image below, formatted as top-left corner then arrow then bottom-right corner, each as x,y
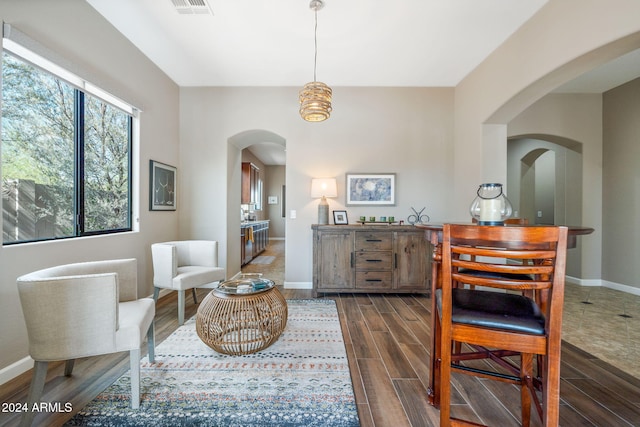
366,259 -> 382,263
366,279 -> 383,282
366,239 -> 382,242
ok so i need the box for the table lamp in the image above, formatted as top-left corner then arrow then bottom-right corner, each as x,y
311,178 -> 338,224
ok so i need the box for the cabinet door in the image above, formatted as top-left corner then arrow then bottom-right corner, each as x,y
315,231 -> 354,290
394,232 -> 428,290
241,163 -> 252,204
241,162 -> 261,206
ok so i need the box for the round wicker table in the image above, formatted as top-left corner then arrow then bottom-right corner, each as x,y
196,274 -> 288,355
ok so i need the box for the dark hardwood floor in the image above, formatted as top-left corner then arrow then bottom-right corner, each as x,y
2,277 -> 640,426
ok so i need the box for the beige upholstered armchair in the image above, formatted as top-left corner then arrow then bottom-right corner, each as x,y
16,258 -> 155,427
151,240 -> 226,325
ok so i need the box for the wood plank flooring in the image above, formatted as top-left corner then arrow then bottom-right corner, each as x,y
2,280 -> 640,425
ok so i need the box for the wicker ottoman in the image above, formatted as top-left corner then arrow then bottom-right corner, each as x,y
196,274 -> 288,355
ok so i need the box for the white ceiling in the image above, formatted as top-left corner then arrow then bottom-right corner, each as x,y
86,0 -> 640,165
87,0 -> 550,87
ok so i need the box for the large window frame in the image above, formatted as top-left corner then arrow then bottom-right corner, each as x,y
2,32 -> 137,245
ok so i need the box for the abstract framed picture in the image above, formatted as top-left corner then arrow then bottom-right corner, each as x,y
149,160 -> 176,211
346,173 -> 396,206
333,210 -> 349,225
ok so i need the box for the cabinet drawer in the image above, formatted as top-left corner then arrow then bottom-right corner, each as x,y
355,251 -> 392,270
355,232 -> 392,251
356,271 -> 393,289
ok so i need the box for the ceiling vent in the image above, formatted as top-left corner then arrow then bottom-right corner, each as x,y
170,0 -> 213,15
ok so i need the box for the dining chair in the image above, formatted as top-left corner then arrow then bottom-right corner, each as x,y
434,224 -> 568,427
151,240 -> 226,325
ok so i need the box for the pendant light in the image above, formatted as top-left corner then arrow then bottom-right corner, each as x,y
299,0 -> 332,122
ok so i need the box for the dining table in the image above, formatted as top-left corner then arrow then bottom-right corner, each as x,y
414,222 -> 595,407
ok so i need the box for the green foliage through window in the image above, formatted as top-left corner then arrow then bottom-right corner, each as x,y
2,51 -> 132,244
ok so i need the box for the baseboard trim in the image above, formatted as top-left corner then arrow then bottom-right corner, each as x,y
601,280 -> 640,296
0,356 -> 32,386
566,276 -> 640,296
284,281 -> 313,289
566,276 -> 601,287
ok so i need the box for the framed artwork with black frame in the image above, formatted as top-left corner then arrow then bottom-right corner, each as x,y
149,160 -> 176,211
333,210 -> 349,225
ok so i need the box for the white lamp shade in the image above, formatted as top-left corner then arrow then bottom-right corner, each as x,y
311,178 -> 337,198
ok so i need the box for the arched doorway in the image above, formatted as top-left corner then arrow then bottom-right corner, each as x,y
507,135 -> 583,227
507,135 -> 584,277
227,130 -> 286,281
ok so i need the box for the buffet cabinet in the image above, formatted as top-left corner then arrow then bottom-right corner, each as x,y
311,225 -> 430,297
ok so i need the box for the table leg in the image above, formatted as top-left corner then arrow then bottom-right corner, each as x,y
427,232 -> 441,407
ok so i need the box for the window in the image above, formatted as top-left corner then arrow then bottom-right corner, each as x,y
2,49 -> 133,244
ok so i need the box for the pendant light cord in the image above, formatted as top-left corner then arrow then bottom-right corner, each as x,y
313,8 -> 318,82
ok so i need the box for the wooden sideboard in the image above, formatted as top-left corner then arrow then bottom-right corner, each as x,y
311,224 -> 430,297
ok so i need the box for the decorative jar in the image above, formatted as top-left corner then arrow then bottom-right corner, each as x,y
469,183 -> 513,225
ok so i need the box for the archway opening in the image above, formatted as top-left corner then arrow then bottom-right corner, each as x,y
227,130 -> 286,283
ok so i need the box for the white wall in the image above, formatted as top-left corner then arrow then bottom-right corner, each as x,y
265,165 -> 286,239
0,0 -> 180,381
508,94 -> 602,280
453,0 -> 640,284
179,87 -> 455,286
602,77 -> 640,291
453,0 -> 640,211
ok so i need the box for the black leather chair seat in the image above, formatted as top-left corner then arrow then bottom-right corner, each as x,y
436,287 -> 545,335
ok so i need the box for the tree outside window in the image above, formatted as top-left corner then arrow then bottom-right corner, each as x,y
1,52 -> 132,244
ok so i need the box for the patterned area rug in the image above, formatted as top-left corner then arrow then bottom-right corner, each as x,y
66,299 -> 359,427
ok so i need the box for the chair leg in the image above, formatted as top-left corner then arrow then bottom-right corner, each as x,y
129,348 -> 141,409
521,353 -> 533,427
439,322 -> 452,426
177,290 -> 185,325
192,288 -> 198,304
542,351 -> 561,426
147,322 -> 155,363
20,361 -> 48,427
428,300 -> 443,408
153,287 -> 161,301
64,359 -> 75,376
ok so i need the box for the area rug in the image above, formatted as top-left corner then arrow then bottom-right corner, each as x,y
250,256 -> 276,265
66,299 -> 359,427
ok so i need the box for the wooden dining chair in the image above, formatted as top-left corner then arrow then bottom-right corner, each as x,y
434,224 -> 568,427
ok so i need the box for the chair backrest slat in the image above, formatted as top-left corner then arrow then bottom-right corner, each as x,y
443,224 -> 568,319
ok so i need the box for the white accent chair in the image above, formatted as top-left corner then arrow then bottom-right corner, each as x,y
16,258 -> 155,427
151,240 -> 226,325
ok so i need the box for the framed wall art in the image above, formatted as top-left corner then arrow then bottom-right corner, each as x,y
149,160 -> 177,211
346,173 -> 396,206
333,210 -> 349,225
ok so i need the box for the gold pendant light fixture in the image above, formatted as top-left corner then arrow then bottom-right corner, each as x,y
299,0 -> 332,122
